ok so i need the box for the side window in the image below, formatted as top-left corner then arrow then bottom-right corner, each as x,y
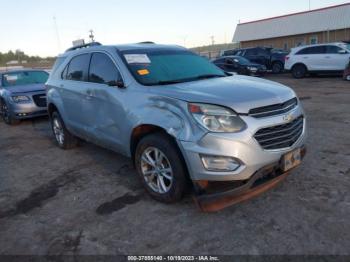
61,64 -> 69,79
297,46 -> 325,55
66,54 -> 91,81
89,53 -> 121,85
245,49 -> 257,56
257,49 -> 268,56
326,45 -> 342,54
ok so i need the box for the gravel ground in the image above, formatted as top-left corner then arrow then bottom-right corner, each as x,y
0,75 -> 349,256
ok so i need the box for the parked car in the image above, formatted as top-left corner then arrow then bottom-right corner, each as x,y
212,56 -> 267,76
285,42 -> 350,78
46,42 -> 307,211
221,47 -> 288,73
344,58 -> 350,81
0,69 -> 49,125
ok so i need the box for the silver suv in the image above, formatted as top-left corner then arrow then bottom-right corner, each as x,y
46,42 -> 307,211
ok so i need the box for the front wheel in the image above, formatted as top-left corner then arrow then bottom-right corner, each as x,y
135,133 -> 188,203
0,101 -> 20,125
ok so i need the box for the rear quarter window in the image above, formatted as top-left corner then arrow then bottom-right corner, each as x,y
66,54 -> 91,81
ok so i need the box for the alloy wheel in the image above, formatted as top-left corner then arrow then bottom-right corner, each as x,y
53,117 -> 65,145
140,147 -> 173,194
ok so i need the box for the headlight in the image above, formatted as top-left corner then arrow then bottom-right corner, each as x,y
247,66 -> 258,71
188,103 -> 246,133
11,95 -> 31,103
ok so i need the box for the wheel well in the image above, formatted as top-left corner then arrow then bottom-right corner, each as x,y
272,60 -> 283,66
292,63 -> 307,71
130,125 -> 168,162
130,124 -> 192,185
48,103 -> 58,117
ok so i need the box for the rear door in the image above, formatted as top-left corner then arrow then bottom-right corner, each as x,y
60,53 -> 92,138
84,52 -> 126,151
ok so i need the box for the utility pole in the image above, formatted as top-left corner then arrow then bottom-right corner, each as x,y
309,0 -> 311,10
210,36 -> 215,46
89,29 -> 95,43
53,16 -> 61,52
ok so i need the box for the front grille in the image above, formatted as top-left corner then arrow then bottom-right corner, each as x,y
254,116 -> 304,150
249,98 -> 298,118
32,94 -> 47,107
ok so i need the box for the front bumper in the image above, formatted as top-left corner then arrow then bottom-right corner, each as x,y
9,93 -> 48,119
193,146 -> 306,212
178,107 -> 306,181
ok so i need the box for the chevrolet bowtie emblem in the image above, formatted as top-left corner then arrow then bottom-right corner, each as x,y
283,114 -> 294,122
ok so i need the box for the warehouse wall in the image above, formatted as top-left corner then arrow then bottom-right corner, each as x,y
240,28 -> 350,50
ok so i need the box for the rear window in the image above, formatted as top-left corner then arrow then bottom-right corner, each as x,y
51,57 -> 66,74
2,71 -> 49,87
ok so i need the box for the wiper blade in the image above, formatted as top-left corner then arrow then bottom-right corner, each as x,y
155,80 -> 184,85
195,74 -> 226,80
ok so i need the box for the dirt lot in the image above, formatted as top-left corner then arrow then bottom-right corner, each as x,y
0,75 -> 349,256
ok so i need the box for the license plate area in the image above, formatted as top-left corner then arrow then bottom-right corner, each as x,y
282,148 -> 301,172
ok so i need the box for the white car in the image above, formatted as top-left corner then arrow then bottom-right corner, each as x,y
285,42 -> 350,78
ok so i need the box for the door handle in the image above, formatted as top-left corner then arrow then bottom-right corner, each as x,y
86,90 -> 93,100
325,56 -> 331,59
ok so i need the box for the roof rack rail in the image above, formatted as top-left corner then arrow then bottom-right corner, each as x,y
65,42 -> 102,52
138,41 -> 155,44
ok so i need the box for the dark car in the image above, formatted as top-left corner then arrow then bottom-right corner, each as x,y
221,47 -> 288,73
213,56 -> 267,76
0,69 -> 49,125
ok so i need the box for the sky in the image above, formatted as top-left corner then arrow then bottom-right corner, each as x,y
0,0 -> 348,57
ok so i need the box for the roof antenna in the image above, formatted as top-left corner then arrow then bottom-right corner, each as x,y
89,29 -> 95,43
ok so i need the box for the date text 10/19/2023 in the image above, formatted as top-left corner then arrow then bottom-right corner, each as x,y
127,256 -> 220,261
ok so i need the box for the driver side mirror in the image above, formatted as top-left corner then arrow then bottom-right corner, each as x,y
108,80 -> 125,88
338,49 -> 348,54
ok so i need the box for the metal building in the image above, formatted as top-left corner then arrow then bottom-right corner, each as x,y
233,3 -> 350,50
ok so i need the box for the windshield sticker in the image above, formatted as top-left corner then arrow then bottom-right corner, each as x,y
137,69 -> 150,76
124,54 -> 151,64
4,75 -> 18,81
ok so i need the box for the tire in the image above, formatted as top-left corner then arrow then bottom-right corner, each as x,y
0,100 -> 20,125
51,111 -> 78,149
292,64 -> 307,79
272,62 -> 284,74
135,132 -> 188,203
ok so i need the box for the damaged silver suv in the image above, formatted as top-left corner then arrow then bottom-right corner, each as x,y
46,42 -> 307,211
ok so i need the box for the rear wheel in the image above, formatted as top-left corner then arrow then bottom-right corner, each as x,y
135,133 -> 188,203
51,111 -> 78,149
272,62 -> 283,74
0,100 -> 20,125
292,64 -> 307,79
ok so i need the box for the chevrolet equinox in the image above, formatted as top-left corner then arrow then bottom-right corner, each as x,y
46,42 -> 307,211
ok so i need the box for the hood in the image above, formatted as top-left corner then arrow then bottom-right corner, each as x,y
151,75 -> 296,114
8,83 -> 45,94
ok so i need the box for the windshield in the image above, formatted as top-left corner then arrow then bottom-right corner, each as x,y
121,49 -> 226,86
2,71 -> 49,87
